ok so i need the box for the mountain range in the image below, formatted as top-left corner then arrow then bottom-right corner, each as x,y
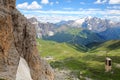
28,17 -> 120,47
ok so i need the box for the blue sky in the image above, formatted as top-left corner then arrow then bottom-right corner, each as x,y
16,0 -> 120,23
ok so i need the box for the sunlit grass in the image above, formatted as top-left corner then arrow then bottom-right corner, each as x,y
37,39 -> 120,80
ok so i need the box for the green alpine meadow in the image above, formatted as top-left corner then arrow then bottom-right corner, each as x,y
37,39 -> 120,80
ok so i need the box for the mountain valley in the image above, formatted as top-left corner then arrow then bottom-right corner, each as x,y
29,17 -> 120,47
37,39 -> 120,80
33,17 -> 120,80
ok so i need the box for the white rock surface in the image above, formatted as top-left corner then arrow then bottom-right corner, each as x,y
16,57 -> 33,80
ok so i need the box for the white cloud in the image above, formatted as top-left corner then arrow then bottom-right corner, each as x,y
41,0 -> 49,4
17,1 -> 42,10
86,8 -> 101,11
25,14 -> 80,23
21,9 -> 120,16
20,8 -> 120,23
107,6 -> 120,9
56,1 -> 59,4
28,1 -> 42,9
104,15 -> 120,22
94,0 -> 107,4
63,8 -> 73,10
17,2 -> 28,9
109,0 -> 120,4
24,10 -> 120,23
106,10 -> 120,15
35,10 -> 82,14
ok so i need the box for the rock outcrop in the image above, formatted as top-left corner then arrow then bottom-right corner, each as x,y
0,0 -> 54,80
16,57 -> 33,80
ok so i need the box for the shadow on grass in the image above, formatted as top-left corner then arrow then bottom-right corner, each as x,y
67,43 -> 88,53
107,41 -> 120,50
81,54 -> 105,62
0,79 -> 6,80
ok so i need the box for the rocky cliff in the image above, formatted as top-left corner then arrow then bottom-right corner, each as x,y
0,0 -> 54,80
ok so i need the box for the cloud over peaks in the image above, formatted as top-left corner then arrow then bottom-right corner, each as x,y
94,0 -> 107,4
109,0 -> 120,4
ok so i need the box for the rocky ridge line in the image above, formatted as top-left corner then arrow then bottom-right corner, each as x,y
0,0 -> 54,80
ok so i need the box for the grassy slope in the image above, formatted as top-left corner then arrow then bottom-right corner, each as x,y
37,39 -> 120,80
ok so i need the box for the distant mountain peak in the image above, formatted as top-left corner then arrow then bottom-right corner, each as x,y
85,16 -> 92,20
82,17 -> 119,32
28,17 -> 38,23
74,18 -> 85,25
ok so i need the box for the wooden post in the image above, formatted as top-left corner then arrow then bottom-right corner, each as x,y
105,57 -> 112,72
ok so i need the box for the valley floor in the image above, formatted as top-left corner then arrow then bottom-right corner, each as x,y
37,39 -> 120,80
